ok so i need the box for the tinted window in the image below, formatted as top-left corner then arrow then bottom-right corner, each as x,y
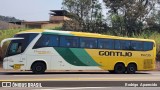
114,40 -> 121,50
144,42 -> 153,51
60,36 -> 79,47
8,41 -> 22,56
98,39 -> 114,49
15,33 -> 38,45
80,38 -> 97,48
121,40 -> 131,50
131,41 -> 143,51
28,34 -> 38,43
6,33 -> 38,57
34,34 -> 59,48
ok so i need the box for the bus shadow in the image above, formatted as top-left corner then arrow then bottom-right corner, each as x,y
0,71 -> 150,75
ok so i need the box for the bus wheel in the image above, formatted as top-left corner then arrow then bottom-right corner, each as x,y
31,62 -> 46,74
114,63 -> 126,74
127,64 -> 137,74
108,70 -> 115,74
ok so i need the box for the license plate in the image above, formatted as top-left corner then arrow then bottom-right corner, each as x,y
13,64 -> 22,70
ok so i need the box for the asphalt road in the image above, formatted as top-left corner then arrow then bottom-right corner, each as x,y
0,70 -> 160,90
0,70 -> 160,81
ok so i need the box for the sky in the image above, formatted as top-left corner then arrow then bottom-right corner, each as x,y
0,0 -> 63,21
0,0 -> 106,21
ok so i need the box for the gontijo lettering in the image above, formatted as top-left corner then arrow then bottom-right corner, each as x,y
99,51 -> 132,57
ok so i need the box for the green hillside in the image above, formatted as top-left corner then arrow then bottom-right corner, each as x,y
0,15 -> 23,22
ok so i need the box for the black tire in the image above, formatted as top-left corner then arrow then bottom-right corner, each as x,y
108,70 -> 115,74
31,62 -> 46,74
114,63 -> 126,74
127,64 -> 137,74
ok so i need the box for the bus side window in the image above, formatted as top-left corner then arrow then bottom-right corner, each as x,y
98,39 -> 114,49
131,41 -> 143,51
114,40 -> 121,50
130,42 -> 136,50
80,38 -> 97,49
144,42 -> 153,51
33,34 -> 59,48
43,37 -> 50,46
121,40 -> 131,50
60,36 -> 79,48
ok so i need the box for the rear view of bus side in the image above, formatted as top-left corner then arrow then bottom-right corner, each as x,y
1,29 -> 156,74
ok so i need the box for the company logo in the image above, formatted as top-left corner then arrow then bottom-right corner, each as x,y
2,82 -> 11,87
1,82 -> 42,88
99,51 -> 132,57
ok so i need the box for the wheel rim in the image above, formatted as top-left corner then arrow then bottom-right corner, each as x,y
117,66 -> 123,71
36,66 -> 42,71
116,65 -> 125,73
129,67 -> 134,72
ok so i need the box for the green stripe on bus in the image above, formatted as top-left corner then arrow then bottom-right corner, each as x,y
70,48 -> 100,66
54,47 -> 88,66
42,32 -> 73,36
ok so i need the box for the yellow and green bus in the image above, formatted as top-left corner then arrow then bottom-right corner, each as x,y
0,29 -> 156,74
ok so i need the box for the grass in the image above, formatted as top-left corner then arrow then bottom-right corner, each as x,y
0,28 -> 27,42
47,26 -> 62,30
132,31 -> 160,43
0,28 -> 27,59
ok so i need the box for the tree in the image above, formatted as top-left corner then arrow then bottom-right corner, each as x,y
62,0 -> 105,33
110,14 -> 124,36
103,0 -> 156,36
0,15 -> 22,22
146,10 -> 160,32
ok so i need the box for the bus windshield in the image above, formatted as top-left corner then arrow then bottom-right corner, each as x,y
6,33 -> 38,57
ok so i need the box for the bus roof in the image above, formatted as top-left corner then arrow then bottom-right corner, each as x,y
17,29 -> 155,42
17,29 -> 45,34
